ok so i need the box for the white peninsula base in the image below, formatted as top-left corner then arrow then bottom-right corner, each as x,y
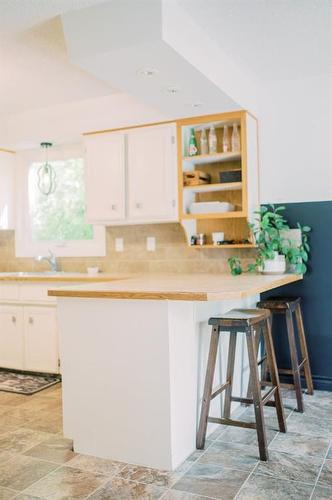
57,296 -> 255,471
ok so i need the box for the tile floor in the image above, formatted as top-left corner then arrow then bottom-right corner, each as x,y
0,385 -> 332,499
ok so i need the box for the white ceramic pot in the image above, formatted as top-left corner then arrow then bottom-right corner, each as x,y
261,252 -> 286,275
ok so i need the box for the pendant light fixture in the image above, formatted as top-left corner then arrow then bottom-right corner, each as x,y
38,142 -> 56,195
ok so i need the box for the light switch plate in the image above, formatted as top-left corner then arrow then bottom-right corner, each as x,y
147,236 -> 156,252
115,238 -> 124,252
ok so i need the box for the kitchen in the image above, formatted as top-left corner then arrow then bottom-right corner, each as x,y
0,1 -> 331,499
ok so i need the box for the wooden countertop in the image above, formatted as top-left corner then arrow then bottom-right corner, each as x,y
0,272 -> 131,283
48,273 -> 301,301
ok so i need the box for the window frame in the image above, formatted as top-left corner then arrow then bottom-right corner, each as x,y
15,145 -> 106,258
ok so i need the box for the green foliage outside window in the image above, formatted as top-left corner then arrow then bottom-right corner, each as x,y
29,158 -> 93,241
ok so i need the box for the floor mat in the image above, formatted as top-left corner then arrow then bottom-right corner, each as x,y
0,370 -> 61,395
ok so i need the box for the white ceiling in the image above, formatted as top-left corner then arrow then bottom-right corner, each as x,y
0,0 -> 331,118
0,1 -> 114,114
180,0 -> 332,82
0,0 -> 109,34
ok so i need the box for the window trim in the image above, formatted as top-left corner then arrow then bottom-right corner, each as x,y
15,145 -> 106,258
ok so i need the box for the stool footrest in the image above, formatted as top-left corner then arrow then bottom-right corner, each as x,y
207,416 -> 256,430
261,387 -> 277,405
211,382 -> 230,400
257,355 -> 267,366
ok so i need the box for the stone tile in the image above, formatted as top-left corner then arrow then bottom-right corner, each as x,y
303,401 -> 332,420
217,426 -> 277,447
312,484 -> 332,499
66,454 -> 126,475
318,459 -> 332,488
327,444 -> 332,459
0,452 -> 14,466
0,487 -> 17,500
270,431 -> 330,457
0,454 -> 58,491
256,450 -> 322,484
161,491 -> 210,500
24,436 -> 75,464
0,428 -> 54,454
23,413 -> 62,434
119,464 -> 181,488
236,472 -> 314,499
24,466 -> 107,499
198,441 -> 259,471
172,463 -> 248,499
11,495 -> 42,500
0,393 -> 27,407
286,413 -> 332,438
88,477 -> 166,499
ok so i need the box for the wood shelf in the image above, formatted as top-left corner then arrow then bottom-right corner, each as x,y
181,211 -> 246,220
183,152 -> 241,165
190,243 -> 256,249
183,182 -> 242,193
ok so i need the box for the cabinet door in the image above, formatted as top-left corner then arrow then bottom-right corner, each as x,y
0,151 -> 15,230
24,307 -> 59,373
127,124 -> 178,222
0,306 -> 24,369
85,133 -> 126,223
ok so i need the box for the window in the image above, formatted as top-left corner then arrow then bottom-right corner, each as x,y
16,146 -> 105,257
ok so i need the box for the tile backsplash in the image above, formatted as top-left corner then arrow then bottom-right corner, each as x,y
0,224 -> 254,274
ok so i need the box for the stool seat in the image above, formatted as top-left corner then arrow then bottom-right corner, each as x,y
258,297 -> 301,312
257,296 -> 314,412
209,308 -> 270,328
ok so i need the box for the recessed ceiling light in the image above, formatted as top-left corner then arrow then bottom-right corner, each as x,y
137,68 -> 158,78
165,86 -> 181,95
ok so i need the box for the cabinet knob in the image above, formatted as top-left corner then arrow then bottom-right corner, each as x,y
28,317 -> 34,325
111,204 -> 117,211
11,316 -> 16,324
135,202 -> 142,209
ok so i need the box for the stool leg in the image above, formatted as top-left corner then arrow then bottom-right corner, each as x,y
246,328 -> 261,401
224,332 -> 237,418
246,326 -> 268,461
295,303 -> 314,395
261,315 -> 273,384
197,326 -> 220,449
286,309 -> 304,412
263,317 -> 287,433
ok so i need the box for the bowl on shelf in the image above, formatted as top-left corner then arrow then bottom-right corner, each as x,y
189,201 -> 235,214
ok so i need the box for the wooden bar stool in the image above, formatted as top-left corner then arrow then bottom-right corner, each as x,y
257,297 -> 314,413
196,309 -> 286,461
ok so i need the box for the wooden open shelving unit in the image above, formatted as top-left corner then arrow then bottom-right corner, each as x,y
177,111 -> 260,249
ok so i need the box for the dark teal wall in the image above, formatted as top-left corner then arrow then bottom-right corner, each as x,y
261,201 -> 332,391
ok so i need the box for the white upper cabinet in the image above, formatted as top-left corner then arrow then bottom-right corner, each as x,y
84,123 -> 178,225
85,132 -> 126,223
0,150 -> 15,230
127,124 -> 177,223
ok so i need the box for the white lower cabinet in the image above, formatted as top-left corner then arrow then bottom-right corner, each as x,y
0,300 -> 59,374
0,305 -> 24,370
24,307 -> 58,373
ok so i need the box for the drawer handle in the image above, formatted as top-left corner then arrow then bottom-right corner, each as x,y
28,317 -> 34,325
11,316 -> 16,324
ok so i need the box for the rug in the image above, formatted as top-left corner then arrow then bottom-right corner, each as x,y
0,370 -> 61,395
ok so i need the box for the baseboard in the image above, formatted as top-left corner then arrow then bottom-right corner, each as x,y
280,374 -> 332,392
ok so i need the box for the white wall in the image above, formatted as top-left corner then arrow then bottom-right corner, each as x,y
259,74 -> 332,204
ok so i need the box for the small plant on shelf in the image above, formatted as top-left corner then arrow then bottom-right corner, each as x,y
228,205 -> 311,276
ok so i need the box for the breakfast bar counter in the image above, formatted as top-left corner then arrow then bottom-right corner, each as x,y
49,273 -> 301,471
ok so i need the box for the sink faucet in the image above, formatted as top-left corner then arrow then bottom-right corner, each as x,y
35,250 -> 58,272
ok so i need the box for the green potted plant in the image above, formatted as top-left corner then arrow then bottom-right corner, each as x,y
228,205 -> 311,276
